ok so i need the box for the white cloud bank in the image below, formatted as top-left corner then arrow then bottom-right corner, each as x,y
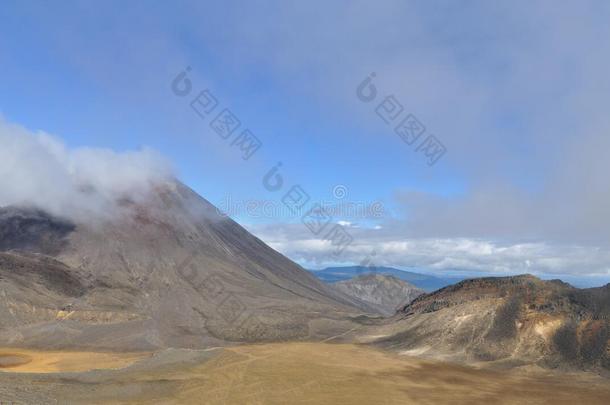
0,117 -> 173,221
248,222 -> 610,283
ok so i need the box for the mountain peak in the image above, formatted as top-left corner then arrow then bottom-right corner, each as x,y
0,182 -> 368,350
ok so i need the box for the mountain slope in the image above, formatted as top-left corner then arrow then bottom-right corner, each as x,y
310,266 -> 462,292
357,275 -> 609,371
0,180 -> 368,350
331,274 -> 425,316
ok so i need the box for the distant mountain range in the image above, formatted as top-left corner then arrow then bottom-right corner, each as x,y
309,266 -> 464,292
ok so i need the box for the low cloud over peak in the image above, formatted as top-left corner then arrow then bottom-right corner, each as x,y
0,117 -> 173,221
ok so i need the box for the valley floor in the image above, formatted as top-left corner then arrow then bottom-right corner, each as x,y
0,343 -> 609,404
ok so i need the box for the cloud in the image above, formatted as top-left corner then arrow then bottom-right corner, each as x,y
0,117 -> 173,221
246,221 -> 610,283
216,0 -> 610,257
3,1 -> 610,282
6,1 -> 609,246
230,0 -> 610,283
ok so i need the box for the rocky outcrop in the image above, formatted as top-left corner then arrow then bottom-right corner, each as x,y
332,274 -> 424,316
364,275 -> 609,371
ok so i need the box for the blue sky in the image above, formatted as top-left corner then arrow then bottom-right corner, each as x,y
2,1 -> 610,286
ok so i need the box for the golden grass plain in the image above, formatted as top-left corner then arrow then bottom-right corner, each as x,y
0,343 -> 609,404
174,342 -> 610,405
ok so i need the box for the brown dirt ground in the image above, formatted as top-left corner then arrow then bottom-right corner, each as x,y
0,348 -> 150,373
0,343 -> 609,404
